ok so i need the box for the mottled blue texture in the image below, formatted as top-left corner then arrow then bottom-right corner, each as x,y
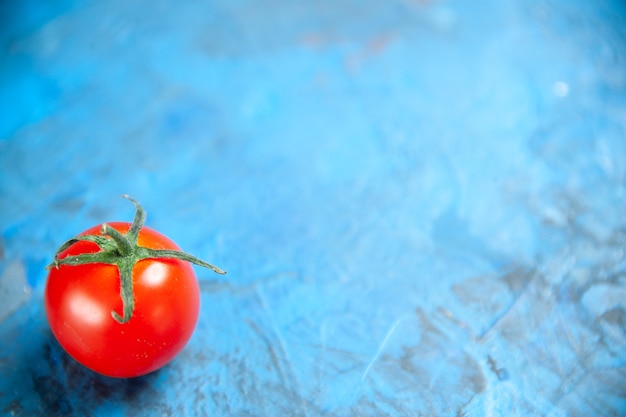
1,0 -> 626,415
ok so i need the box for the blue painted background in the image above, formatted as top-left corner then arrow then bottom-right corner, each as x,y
1,0 -> 626,415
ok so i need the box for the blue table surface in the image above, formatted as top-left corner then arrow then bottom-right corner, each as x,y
1,0 -> 626,415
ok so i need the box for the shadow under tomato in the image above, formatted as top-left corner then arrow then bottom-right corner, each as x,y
30,332 -> 162,416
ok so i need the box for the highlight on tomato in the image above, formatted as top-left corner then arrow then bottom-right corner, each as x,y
44,195 -> 226,378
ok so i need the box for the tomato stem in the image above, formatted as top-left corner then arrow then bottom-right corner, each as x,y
136,247 -> 227,274
111,259 -> 135,323
48,196 -> 226,324
122,194 -> 145,245
101,224 -> 133,257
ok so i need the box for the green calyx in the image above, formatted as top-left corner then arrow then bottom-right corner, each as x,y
47,195 -> 226,324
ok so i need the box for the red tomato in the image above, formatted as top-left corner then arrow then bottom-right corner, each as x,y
45,222 -> 201,378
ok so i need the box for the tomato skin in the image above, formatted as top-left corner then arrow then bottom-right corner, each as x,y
45,222 -> 200,378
